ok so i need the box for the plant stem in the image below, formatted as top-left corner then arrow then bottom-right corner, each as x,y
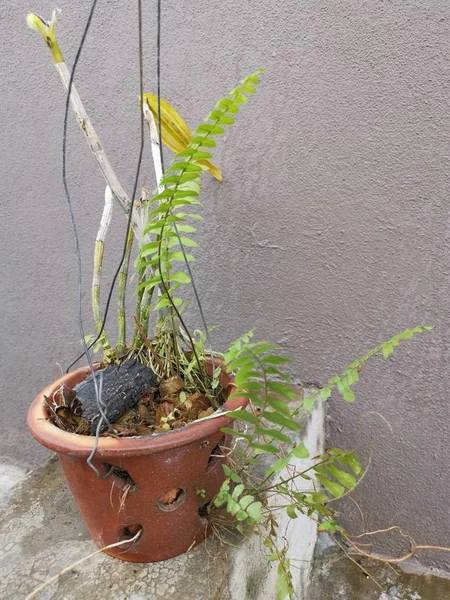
133,316 -> 165,373
117,227 -> 134,353
144,103 -> 164,184
27,12 -> 64,64
134,188 -> 154,340
141,104 -> 169,332
236,350 -> 271,477
92,186 -> 113,351
134,266 -> 152,343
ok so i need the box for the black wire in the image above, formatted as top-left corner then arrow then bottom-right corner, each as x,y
68,0 -> 215,385
62,0 -> 146,472
156,0 -> 164,172
66,0 -> 146,374
61,0 -> 109,432
155,0 -> 215,372
87,0 -> 146,473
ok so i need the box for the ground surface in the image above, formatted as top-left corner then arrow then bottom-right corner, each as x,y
0,458 -> 230,600
2,431 -> 450,598
309,535 -> 450,600
0,463 -> 26,499
0,446 -> 317,600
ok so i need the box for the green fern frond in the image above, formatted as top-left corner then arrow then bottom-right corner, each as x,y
303,325 -> 434,412
137,69 -> 264,322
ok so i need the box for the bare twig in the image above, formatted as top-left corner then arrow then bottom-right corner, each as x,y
27,11 -> 143,236
118,483 -> 133,513
347,525 -> 413,541
117,227 -> 134,352
54,60 -> 143,235
92,186 -> 113,350
332,534 -> 383,590
344,526 -> 450,564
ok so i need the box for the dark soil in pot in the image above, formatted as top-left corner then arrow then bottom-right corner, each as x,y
45,359 -> 227,437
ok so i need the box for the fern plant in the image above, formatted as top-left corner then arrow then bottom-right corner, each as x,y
211,325 -> 432,600
26,12 -> 264,391
134,69 -> 264,381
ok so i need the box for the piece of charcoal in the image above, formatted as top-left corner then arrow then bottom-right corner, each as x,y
74,359 -> 157,434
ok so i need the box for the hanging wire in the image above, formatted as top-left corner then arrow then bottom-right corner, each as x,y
69,0 -> 215,380
66,0 -> 145,373
87,0 -> 147,475
66,0 -> 147,374
61,0 -> 110,442
63,0 -> 146,474
155,0 -> 216,376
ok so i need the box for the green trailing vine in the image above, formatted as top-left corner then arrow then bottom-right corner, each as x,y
302,325 -> 433,412
209,326 -> 433,600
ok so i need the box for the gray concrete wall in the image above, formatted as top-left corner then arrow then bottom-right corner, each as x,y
1,0 -> 450,573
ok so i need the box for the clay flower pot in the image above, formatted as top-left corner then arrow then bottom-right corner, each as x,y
27,362 -> 245,562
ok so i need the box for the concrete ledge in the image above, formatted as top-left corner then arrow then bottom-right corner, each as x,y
0,401 -> 324,600
0,463 -> 27,502
309,533 -> 450,600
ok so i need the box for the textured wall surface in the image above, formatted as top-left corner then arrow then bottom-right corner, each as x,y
1,0 -> 450,573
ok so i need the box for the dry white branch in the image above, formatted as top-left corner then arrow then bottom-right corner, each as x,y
138,106 -> 167,335
91,186 -> 113,348
144,103 -> 164,190
55,62 -> 144,238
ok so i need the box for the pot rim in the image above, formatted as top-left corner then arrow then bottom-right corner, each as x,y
27,361 -> 246,457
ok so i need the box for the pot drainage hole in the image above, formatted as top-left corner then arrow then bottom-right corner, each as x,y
102,464 -> 138,492
198,501 -> 211,520
157,488 -> 186,511
121,524 -> 143,541
207,435 -> 226,469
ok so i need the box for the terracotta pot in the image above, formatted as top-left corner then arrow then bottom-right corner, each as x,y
27,361 -> 245,562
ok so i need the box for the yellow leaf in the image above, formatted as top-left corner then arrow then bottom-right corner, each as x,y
198,160 -> 223,182
142,94 -> 223,181
143,93 -> 191,152
27,11 -> 64,63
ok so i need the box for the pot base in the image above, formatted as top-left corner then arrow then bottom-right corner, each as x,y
57,432 -> 228,562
